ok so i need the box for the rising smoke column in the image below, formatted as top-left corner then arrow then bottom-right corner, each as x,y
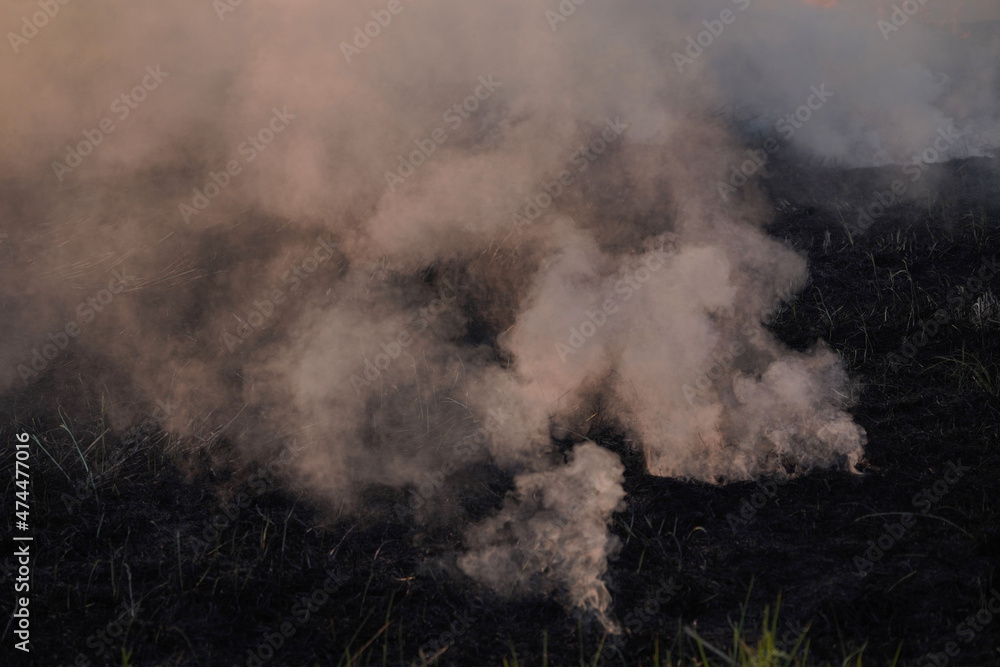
5,0 -> 996,626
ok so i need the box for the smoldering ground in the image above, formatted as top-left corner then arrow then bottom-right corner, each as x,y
2,0 -> 997,628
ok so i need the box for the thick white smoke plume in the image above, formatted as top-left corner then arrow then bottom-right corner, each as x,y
3,0 -> 996,625
459,442 -> 627,629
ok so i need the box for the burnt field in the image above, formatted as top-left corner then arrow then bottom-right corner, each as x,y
3,155 -> 999,666
4,2 -> 1000,665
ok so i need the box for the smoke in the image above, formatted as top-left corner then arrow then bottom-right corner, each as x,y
700,0 -> 1000,166
2,0 -> 996,627
458,442 -> 627,630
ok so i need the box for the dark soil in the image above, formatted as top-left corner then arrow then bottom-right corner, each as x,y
3,155 -> 1000,666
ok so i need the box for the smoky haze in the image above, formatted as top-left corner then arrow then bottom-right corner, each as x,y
2,0 -> 996,627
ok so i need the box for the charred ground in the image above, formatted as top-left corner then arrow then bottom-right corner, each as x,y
2,156 -> 1000,666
